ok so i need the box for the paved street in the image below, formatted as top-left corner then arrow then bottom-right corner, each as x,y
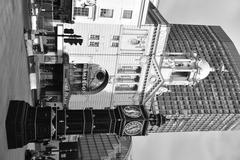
0,0 -> 32,159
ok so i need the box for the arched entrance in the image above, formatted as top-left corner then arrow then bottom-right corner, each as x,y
69,63 -> 109,95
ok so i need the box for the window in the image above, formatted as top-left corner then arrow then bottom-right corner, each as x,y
100,9 -> 113,18
74,7 -> 89,16
89,35 -> 100,40
111,35 -> 120,47
171,72 -> 190,81
115,84 -> 138,91
60,153 -> 66,158
111,42 -> 119,47
89,41 -> 99,47
130,39 -> 140,45
46,39 -> 55,44
112,35 -> 120,41
122,10 -> 133,19
117,75 -> 140,82
89,35 -> 100,47
117,66 -> 141,74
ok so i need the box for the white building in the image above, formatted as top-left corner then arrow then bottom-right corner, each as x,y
50,1 -> 213,111
71,0 -> 149,26
36,1 -> 216,136
37,0 -> 172,110
61,1 -> 171,109
43,1 -> 214,112
64,23 -> 155,109
62,21 -> 214,113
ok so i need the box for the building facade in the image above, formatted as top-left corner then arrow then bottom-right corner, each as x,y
151,24 -> 240,132
35,24 -> 70,109
48,0 -> 163,26
68,0 -> 149,26
59,134 -> 130,160
63,23 -> 168,109
26,3 -> 240,160
35,1 -> 170,110
62,1 -> 170,110
31,2 -> 167,159
34,2 -> 240,133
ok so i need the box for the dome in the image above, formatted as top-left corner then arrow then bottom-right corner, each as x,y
195,59 -> 215,80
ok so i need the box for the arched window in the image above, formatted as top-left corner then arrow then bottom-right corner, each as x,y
69,63 -> 109,95
130,39 -> 140,45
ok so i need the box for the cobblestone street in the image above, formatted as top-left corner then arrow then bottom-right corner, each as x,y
0,0 -> 32,159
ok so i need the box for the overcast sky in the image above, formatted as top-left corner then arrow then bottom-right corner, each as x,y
132,1 -> 240,160
159,0 -> 240,52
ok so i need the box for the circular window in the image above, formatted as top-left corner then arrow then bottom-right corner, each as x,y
96,71 -> 105,81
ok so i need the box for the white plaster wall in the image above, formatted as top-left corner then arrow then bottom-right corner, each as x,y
73,0 -> 149,26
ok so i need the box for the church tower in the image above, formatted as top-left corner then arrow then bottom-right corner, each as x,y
143,51 -> 215,111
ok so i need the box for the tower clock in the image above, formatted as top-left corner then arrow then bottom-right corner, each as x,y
117,105 -> 149,136
6,101 -> 166,149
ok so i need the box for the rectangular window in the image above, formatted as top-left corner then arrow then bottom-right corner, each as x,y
115,84 -> 138,91
100,9 -> 113,18
46,39 -> 55,44
122,10 -> 133,19
111,42 -> 119,47
117,65 -> 141,74
60,153 -> 66,158
89,34 -> 100,40
89,41 -> 99,47
74,7 -> 89,16
112,35 -> 120,41
171,72 -> 190,80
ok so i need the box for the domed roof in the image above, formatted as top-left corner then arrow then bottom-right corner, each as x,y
195,59 -> 215,80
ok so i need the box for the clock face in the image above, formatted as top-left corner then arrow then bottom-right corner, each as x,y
124,121 -> 143,136
123,105 -> 142,118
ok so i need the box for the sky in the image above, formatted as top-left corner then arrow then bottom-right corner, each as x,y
132,0 -> 240,160
158,0 -> 240,52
